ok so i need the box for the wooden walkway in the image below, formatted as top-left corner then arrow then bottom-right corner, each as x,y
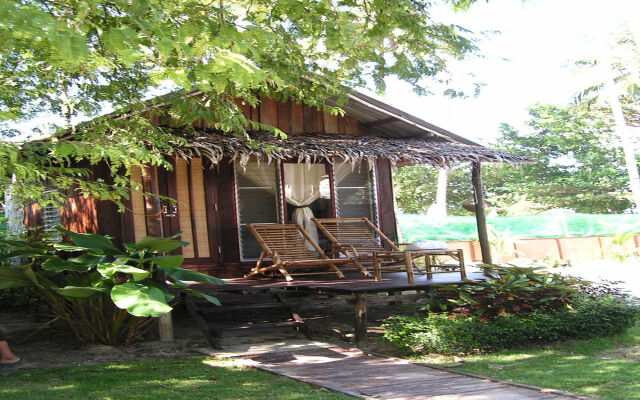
239,345 -> 590,399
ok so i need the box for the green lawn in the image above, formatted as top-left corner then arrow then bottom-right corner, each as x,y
0,356 -> 349,400
450,324 -> 640,400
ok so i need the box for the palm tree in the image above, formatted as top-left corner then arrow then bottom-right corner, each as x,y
575,21 -> 640,211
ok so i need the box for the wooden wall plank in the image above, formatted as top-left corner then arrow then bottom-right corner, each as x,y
277,100 -> 292,134
323,110 -> 339,133
164,161 -> 181,239
217,159 -> 240,263
290,102 -> 304,134
120,190 -> 135,244
189,158 -> 211,258
357,120 -> 367,135
142,166 -> 162,238
234,98 -> 252,119
60,190 -> 98,234
203,160 -> 221,261
233,98 -> 252,131
175,159 -> 196,258
303,105 -> 316,133
345,116 -> 359,135
23,204 -> 43,237
92,163 -> 118,238
260,97 -> 278,127
375,158 -> 398,243
337,114 -> 347,134
130,166 -> 148,242
250,104 -> 260,125
313,107 -> 325,132
157,162 -> 182,255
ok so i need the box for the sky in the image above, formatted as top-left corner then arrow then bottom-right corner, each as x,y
371,0 -> 640,145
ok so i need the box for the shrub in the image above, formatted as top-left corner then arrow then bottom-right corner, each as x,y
430,265 -> 584,319
383,297 -> 640,355
0,227 -> 224,345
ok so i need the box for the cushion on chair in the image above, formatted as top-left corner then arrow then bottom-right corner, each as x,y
404,240 -> 448,251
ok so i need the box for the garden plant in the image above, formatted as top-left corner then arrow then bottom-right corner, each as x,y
383,265 -> 639,354
0,227 -> 223,345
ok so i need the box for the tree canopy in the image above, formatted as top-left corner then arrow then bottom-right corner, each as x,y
491,104 -> 632,213
393,103 -> 634,215
0,0 -> 480,206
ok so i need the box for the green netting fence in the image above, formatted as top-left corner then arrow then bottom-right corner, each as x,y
398,213 -> 640,242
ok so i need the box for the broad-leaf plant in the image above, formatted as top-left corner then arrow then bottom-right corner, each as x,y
0,227 -> 223,344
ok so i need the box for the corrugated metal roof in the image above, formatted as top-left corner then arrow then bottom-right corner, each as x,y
327,91 -> 480,146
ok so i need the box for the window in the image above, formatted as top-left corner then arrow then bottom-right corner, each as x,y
234,160 -> 380,260
235,161 -> 280,260
42,189 -> 61,241
334,162 -> 378,224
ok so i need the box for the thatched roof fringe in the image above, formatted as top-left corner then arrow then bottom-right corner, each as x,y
173,130 -> 533,168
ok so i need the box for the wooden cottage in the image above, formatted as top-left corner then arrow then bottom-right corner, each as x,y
25,90 -> 529,278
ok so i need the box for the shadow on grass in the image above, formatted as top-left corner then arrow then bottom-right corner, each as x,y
0,357 -> 348,400
455,326 -> 640,400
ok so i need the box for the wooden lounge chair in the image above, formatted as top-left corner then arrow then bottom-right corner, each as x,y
244,223 -> 370,281
312,217 -> 466,282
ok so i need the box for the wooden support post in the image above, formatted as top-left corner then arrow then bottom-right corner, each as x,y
373,252 -> 381,281
425,254 -> 433,280
472,162 -> 492,265
354,293 -> 367,344
158,313 -> 174,341
458,249 -> 467,280
403,251 -> 414,284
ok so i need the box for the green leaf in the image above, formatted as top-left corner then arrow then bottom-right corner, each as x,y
135,237 -> 184,253
69,253 -> 108,266
152,255 -> 184,268
56,227 -> 121,255
43,256 -> 92,272
190,290 -> 221,306
97,263 -> 150,281
0,267 -> 32,289
110,282 -> 173,317
53,244 -> 93,252
56,286 -> 107,298
156,266 -> 225,285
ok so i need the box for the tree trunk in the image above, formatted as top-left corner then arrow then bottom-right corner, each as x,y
601,51 -> 640,212
427,168 -> 448,218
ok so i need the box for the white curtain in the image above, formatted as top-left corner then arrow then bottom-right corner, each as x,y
283,163 -> 330,248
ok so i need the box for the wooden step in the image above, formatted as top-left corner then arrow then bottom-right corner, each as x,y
213,320 -> 304,333
193,293 -> 277,306
183,290 -> 310,349
201,302 -> 291,313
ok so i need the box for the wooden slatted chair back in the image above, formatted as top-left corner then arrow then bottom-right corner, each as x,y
248,224 -> 323,262
313,217 -> 401,255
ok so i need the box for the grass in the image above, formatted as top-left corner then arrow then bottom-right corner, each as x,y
0,356 -> 349,400
444,324 -> 640,400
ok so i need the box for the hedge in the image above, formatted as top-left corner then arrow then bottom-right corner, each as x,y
382,297 -> 640,355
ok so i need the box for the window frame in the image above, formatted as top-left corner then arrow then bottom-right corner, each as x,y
234,160 -> 283,261
234,159 -> 380,261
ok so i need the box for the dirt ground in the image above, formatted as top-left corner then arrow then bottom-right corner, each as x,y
0,292 -> 408,371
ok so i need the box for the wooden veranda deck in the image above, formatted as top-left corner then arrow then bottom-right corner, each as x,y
194,270 -> 485,293
189,271 -> 487,344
